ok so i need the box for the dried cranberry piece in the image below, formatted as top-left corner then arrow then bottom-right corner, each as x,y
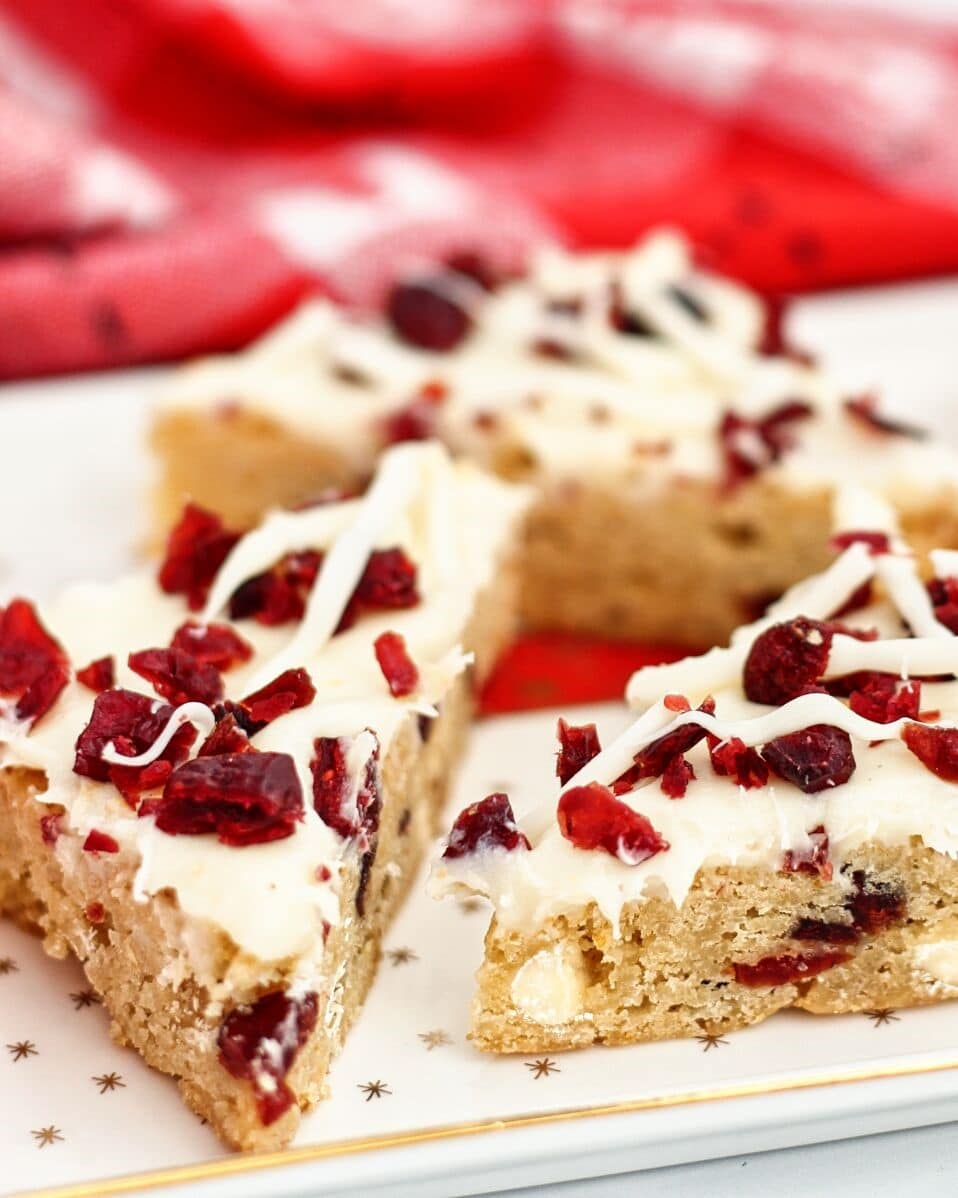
782,826 -> 832,881
902,722 -> 958,781
445,251 -> 501,291
844,395 -> 925,440
847,871 -> 906,933
40,811 -> 63,846
733,951 -> 850,987
74,688 -> 197,802
76,656 -> 115,694
830,530 -> 892,556
443,793 -> 530,859
557,782 -> 668,864
128,647 -> 223,707
387,278 -> 471,351
848,673 -> 920,724
198,713 -> 254,757
83,829 -> 119,854
374,631 -> 419,697
228,550 -> 322,626
556,718 -> 602,786
613,697 -> 716,793
158,504 -> 240,611
743,617 -> 834,705
708,736 -> 769,789
353,548 -> 419,611
928,576 -> 958,634
217,990 -> 318,1126
660,755 -> 695,798
608,281 -> 655,336
718,401 -> 813,490
762,725 -> 856,794
789,918 -> 860,945
311,732 -> 381,848
0,599 -> 69,725
238,669 -> 316,733
170,621 -> 252,671
153,752 -> 303,846
382,381 -> 448,445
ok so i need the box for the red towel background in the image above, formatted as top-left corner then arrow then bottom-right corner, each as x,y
4,0 -> 958,382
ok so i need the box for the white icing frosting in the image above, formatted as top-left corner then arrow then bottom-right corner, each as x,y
157,229 -> 958,500
0,444 -> 529,991
433,494 -> 958,936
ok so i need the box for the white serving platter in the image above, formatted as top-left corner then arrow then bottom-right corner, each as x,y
2,276 -> 958,1198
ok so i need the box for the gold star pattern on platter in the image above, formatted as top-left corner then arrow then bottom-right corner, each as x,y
32,1126 -> 63,1149
387,947 -> 418,966
419,1029 -> 452,1051
93,1071 -> 126,1093
0,956 -> 18,975
7,1040 -> 37,1062
865,1008 -> 900,1027
695,1033 -> 729,1052
358,1080 -> 392,1101
69,988 -> 100,1010
525,1058 -> 560,1079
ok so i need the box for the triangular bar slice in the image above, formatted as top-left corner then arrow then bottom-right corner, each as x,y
153,230 -> 958,647
433,487 -> 958,1050
0,442 -> 528,1149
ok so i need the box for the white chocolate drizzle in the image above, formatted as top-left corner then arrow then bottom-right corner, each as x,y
100,701 -> 217,767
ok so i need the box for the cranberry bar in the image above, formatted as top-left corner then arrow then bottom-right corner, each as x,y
0,442 -> 527,1149
152,230 -> 958,646
433,488 -> 958,1051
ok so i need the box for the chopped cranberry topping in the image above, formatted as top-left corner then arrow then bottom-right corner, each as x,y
708,736 -> 769,788
217,989 -> 318,1126
902,722 -> 958,781
789,918 -> 860,945
844,395 -> 925,440
128,647 -> 223,707
848,673 -> 920,724
237,668 -> 316,733
762,724 -> 856,794
758,295 -> 802,358
608,281 -> 655,336
311,733 -> 381,845
170,621 -> 252,671
83,829 -> 119,854
743,617 -> 834,705
718,401 -> 813,490
664,694 -> 691,713
151,752 -> 303,846
847,871 -> 906,933
374,631 -> 418,698
445,251 -> 501,291
198,713 -> 253,757
556,718 -> 602,786
382,381 -> 448,444
0,599 -> 69,725
733,951 -> 850,987
557,782 -> 668,864
39,811 -> 62,846
613,697 -> 716,794
387,277 -> 471,351
927,576 -> 958,634
352,547 -> 420,612
74,688 -> 197,803
228,550 -> 322,626
782,826 -> 832,880
660,754 -> 695,798
443,793 -> 529,859
76,656 -> 115,694
158,503 -> 240,611
830,530 -> 892,556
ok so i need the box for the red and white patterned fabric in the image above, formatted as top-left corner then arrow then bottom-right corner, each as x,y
2,0 -> 958,379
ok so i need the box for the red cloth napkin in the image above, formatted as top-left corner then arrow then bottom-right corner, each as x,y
3,0 -> 958,381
